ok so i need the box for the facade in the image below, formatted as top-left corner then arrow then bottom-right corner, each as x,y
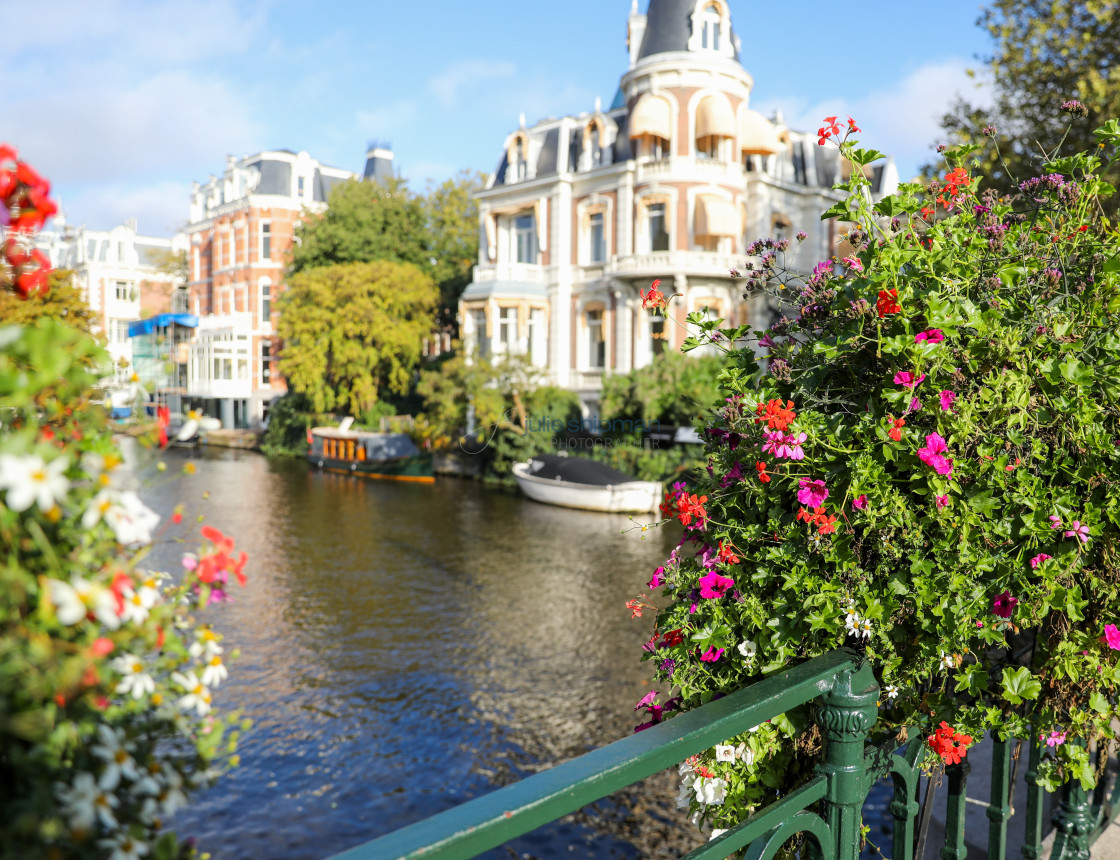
461,0 -> 898,414
35,216 -> 188,376
183,149 -> 363,428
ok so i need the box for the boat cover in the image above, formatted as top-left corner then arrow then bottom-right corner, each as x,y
526,454 -> 638,486
367,434 -> 420,459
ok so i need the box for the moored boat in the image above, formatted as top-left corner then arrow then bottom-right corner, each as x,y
307,418 -> 434,483
511,453 -> 660,513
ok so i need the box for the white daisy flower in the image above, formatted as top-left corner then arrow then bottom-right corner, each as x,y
188,628 -> 223,661
856,617 -> 873,640
135,572 -> 165,609
56,772 -> 110,831
82,489 -> 117,530
844,610 -> 861,632
111,654 -> 156,700
91,724 -> 139,790
103,491 -> 159,545
157,765 -> 189,816
940,651 -> 955,670
0,453 -> 69,512
47,577 -> 120,629
171,671 -> 212,716
97,831 -> 148,860
885,684 -> 900,701
200,654 -> 228,688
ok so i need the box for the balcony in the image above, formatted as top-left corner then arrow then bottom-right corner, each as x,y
473,262 -> 546,284
606,250 -> 741,280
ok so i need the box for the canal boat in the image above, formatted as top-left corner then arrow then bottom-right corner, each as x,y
511,453 -> 660,513
307,418 -> 434,483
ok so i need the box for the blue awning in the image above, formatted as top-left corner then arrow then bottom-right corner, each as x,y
128,314 -> 199,337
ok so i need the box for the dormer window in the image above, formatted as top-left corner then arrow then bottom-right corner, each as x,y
700,3 -> 721,50
515,137 -> 528,180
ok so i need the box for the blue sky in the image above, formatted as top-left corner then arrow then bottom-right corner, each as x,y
1,0 -> 993,238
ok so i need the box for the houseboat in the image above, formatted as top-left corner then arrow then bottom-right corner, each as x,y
307,419 -> 434,483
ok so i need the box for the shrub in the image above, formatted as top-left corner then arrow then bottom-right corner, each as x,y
638,116 -> 1120,835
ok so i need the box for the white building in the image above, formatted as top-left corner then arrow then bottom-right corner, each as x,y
461,0 -> 898,413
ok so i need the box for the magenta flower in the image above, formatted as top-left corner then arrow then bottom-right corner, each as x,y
1064,521 -> 1090,543
939,390 -> 956,411
1043,730 -> 1067,748
720,461 -> 744,489
634,690 -> 659,711
992,590 -> 1018,618
698,571 -> 734,599
917,433 -> 953,476
700,646 -> 725,662
1029,553 -> 1052,569
935,494 -> 949,509
762,430 -> 806,460
915,329 -> 945,344
758,333 -> 777,350
893,371 -> 927,388
1049,515 -> 1063,530
907,397 -> 923,413
648,566 -> 664,589
1102,624 -> 1120,650
797,478 -> 829,508
852,494 -> 868,510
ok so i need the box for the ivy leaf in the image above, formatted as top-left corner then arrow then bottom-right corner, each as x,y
968,490 -> 1000,517
1001,666 -> 1042,705
1089,691 -> 1109,713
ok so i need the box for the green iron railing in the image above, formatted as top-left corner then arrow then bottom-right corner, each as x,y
327,648 -> 1120,860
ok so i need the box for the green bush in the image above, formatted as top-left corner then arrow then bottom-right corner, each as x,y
641,116 -> 1120,835
260,392 -> 319,458
0,320 -> 248,859
601,350 -> 725,427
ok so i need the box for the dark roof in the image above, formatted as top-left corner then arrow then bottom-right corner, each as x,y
536,127 -> 560,178
250,159 -> 292,195
637,0 -> 740,63
313,168 -> 345,202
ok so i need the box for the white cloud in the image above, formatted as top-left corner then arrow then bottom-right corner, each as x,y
753,58 -> 992,181
62,180 -> 193,235
429,60 -> 516,107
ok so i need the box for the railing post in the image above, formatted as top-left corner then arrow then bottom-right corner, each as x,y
813,658 -> 879,860
1052,769 -> 1094,860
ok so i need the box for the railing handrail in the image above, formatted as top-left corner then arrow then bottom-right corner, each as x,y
327,648 -> 863,860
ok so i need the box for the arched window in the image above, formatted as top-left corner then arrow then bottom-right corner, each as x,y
629,94 -> 672,160
695,95 -> 734,161
700,3 -> 721,50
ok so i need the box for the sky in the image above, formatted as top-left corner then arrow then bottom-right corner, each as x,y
0,0 -> 995,239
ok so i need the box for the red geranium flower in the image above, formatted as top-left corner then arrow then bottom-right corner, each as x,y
876,289 -> 901,318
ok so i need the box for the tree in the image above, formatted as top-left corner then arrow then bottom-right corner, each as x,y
424,170 -> 484,322
934,0 -> 1120,200
276,260 -> 437,416
0,269 -> 99,336
288,177 -> 430,274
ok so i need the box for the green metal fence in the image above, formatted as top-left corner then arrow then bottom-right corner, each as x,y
327,648 -> 1119,860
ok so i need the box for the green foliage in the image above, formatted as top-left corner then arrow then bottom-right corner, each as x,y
601,350 -> 725,426
0,270 -> 101,339
0,320 -> 248,858
260,392 -> 319,458
424,170 -> 484,321
643,121 -> 1120,833
276,260 -> 438,416
934,0 -> 1120,206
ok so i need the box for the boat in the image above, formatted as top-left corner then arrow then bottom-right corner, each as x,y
511,453 -> 661,513
307,418 -> 434,483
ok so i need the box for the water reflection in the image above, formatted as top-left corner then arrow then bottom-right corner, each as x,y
141,448 -> 677,859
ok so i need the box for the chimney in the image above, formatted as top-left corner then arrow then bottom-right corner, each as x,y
363,141 -> 394,183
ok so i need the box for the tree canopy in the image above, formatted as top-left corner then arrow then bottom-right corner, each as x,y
275,260 -> 437,416
935,0 -> 1120,199
0,269 -> 99,336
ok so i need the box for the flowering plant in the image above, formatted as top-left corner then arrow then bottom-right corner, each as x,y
1,151 -> 249,859
635,115 -> 1120,834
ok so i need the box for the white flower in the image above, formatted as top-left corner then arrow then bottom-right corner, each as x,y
710,829 -> 728,841
135,572 -> 165,609
676,775 -> 694,809
0,453 -> 69,512
98,832 -> 148,860
47,577 -> 120,629
188,628 -> 223,661
737,639 -> 758,661
118,586 -> 150,625
735,742 -> 755,765
714,744 -> 736,763
92,724 -> 139,790
940,651 -> 955,670
111,654 -> 156,700
844,610 -> 861,632
158,765 -> 189,816
130,761 -> 162,797
856,617 -> 873,640
56,772 -> 116,831
884,684 -> 900,701
103,490 -> 159,545
693,776 -> 727,806
171,671 -> 212,716
200,654 -> 228,688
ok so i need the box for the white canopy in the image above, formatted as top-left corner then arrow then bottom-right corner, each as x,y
695,196 -> 740,238
629,94 -> 672,140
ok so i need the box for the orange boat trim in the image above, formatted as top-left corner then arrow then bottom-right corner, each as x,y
323,467 -> 435,484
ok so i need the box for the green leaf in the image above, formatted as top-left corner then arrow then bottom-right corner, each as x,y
1089,691 -> 1109,713
1000,666 -> 1042,705
849,148 -> 887,166
968,490 -> 1000,517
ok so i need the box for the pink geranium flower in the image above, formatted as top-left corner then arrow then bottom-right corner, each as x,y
1043,730 -> 1067,748
939,390 -> 956,411
1049,515 -> 1063,530
992,590 -> 1018,619
1103,624 -> 1120,651
1065,521 -> 1090,543
908,397 -> 923,413
698,571 -> 734,599
915,329 -> 945,344
852,494 -> 868,510
763,430 -> 806,460
893,371 -> 927,388
935,494 -> 949,509
797,479 -> 829,508
917,433 -> 954,476
1029,554 -> 1052,569
700,646 -> 725,662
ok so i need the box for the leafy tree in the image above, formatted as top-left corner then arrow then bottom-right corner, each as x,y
424,170 -> 484,321
934,0 -> 1120,201
289,177 -> 430,274
144,247 -> 189,316
0,269 -> 99,336
600,350 -> 725,426
275,260 -> 437,416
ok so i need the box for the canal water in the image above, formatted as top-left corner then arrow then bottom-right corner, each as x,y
143,447 -> 684,859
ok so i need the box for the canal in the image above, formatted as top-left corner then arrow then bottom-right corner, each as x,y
143,447 -> 685,859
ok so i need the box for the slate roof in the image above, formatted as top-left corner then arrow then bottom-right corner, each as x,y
637,0 -> 740,63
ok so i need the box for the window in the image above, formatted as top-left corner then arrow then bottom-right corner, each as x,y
589,212 -> 606,263
110,320 -> 131,344
697,135 -> 722,160
260,223 -> 271,261
648,203 -> 669,252
650,315 -> 667,356
231,225 -> 238,267
700,3 -> 721,50
259,278 -> 272,325
587,309 -> 605,368
471,309 -> 489,358
643,135 -> 667,159
514,137 -> 528,181
498,307 -> 519,352
114,281 -> 132,301
515,214 -> 537,263
297,177 -> 305,196
260,340 -> 272,385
